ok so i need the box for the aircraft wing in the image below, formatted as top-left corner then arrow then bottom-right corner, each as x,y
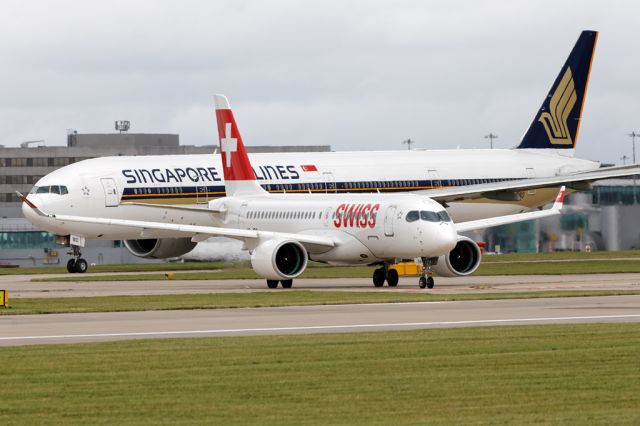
52,213 -> 336,248
454,187 -> 565,233
16,192 -> 336,248
427,164 -> 640,203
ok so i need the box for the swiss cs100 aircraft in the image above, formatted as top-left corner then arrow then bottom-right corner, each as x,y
21,95 -> 566,289
20,30 -> 640,276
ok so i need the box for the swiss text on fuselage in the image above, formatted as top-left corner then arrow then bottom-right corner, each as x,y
333,203 -> 380,228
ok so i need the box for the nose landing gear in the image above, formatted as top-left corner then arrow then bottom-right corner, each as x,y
66,245 -> 88,273
418,257 -> 437,289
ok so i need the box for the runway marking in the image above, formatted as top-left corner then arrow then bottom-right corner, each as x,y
2,314 -> 640,343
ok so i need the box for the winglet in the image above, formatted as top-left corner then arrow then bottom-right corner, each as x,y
16,191 -> 49,217
552,186 -> 566,210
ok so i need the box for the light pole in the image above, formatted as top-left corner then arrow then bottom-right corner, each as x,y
402,138 -> 415,150
629,131 -> 640,204
628,131 -> 640,164
484,133 -> 498,149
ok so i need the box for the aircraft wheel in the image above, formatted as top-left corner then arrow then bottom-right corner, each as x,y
426,277 -> 435,289
372,268 -> 386,287
74,258 -> 88,273
419,276 -> 427,289
281,280 -> 293,289
386,269 -> 399,287
267,280 -> 279,289
66,259 -> 77,273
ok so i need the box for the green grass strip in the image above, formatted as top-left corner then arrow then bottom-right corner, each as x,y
31,258 -> 640,283
2,290 -> 639,316
6,249 -> 640,277
0,323 -> 639,425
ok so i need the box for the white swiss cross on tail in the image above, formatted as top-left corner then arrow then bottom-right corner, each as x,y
221,122 -> 237,168
214,94 -> 265,196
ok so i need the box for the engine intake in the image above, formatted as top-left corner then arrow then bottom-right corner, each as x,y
432,236 -> 482,277
251,239 -> 308,280
124,238 -> 197,259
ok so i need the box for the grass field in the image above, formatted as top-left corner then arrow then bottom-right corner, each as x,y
6,250 -> 640,279
3,290 -> 640,316
1,323 -> 638,425
31,256 -> 640,283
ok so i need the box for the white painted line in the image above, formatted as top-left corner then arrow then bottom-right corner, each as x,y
2,314 -> 640,342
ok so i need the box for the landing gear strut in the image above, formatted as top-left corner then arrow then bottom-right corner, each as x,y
66,245 -> 88,273
266,279 -> 294,289
372,263 -> 399,287
418,257 -> 436,289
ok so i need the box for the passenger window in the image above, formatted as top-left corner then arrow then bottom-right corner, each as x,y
420,211 -> 440,222
406,211 -> 419,222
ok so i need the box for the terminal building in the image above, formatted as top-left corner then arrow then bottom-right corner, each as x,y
479,178 -> 640,253
0,130 -> 330,267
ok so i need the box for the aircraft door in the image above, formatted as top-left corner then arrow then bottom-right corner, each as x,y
384,206 -> 396,237
428,170 -> 441,188
323,206 -> 333,227
100,178 -> 119,207
525,168 -> 536,195
323,172 -> 337,193
196,184 -> 208,204
238,203 -> 248,227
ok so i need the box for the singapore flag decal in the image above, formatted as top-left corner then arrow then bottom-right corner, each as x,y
301,165 -> 318,172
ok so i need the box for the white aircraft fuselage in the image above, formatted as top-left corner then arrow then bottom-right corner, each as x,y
22,148 -> 597,240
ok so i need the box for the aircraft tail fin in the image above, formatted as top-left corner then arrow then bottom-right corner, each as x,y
215,94 -> 266,197
517,30 -> 598,152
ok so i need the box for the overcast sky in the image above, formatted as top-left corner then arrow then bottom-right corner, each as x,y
1,0 -> 638,164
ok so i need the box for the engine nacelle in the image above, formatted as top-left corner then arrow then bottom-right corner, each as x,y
432,236 -> 482,277
124,238 -> 197,259
251,239 -> 308,280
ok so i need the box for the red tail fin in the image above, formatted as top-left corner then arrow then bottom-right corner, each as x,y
214,95 -> 265,197
215,95 -> 256,181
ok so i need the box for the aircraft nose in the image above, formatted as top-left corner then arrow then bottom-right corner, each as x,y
436,223 -> 458,254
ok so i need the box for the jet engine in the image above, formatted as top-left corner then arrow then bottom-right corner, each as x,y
124,238 -> 197,259
250,239 -> 308,280
432,236 -> 482,277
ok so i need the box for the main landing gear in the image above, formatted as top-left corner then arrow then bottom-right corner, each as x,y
266,279 -> 293,289
372,258 -> 438,289
372,264 -> 399,287
66,245 -> 88,273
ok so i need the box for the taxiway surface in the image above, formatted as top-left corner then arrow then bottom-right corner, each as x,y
2,272 -> 640,298
1,295 -> 639,346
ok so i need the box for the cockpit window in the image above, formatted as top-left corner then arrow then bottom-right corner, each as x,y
30,185 -> 69,195
420,211 -> 440,222
407,209 -> 452,223
437,211 -> 451,222
406,210 -> 419,222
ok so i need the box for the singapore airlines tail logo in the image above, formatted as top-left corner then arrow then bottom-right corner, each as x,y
538,67 -> 577,145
